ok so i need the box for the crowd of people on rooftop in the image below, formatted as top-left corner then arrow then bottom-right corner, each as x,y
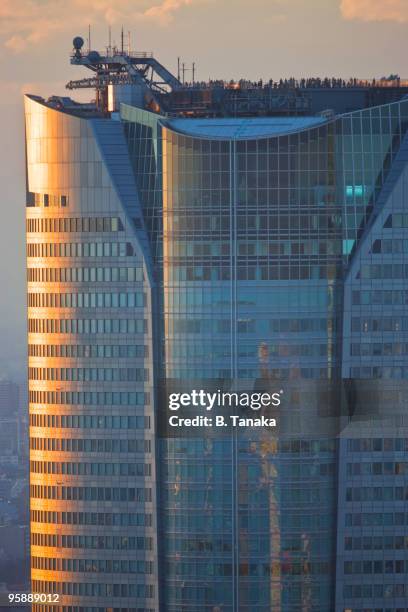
182,75 -> 402,90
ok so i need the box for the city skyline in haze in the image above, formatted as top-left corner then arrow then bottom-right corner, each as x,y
1,0 -> 408,378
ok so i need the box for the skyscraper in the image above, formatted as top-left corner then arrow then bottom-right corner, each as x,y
25,38 -> 408,611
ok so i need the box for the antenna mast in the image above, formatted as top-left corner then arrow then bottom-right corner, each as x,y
68,33 -> 182,114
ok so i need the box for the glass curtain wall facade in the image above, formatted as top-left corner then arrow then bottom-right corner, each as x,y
160,122 -> 343,612
336,101 -> 408,610
122,110 -> 344,611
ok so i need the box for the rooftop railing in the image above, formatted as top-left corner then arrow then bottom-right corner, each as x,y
71,50 -> 154,61
175,77 -> 408,91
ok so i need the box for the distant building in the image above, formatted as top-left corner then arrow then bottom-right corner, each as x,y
0,525 -> 28,561
0,380 -> 20,465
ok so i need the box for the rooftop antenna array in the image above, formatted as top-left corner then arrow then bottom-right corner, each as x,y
177,57 -> 196,85
67,31 -> 182,113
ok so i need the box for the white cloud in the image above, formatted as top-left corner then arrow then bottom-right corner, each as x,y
0,0 -> 207,53
340,0 -> 408,23
144,0 -> 195,25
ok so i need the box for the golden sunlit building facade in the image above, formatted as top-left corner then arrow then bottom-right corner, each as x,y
25,94 -> 159,611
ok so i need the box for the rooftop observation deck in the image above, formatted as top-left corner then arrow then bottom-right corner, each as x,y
64,39 -> 408,117
156,79 -> 408,118
25,38 -> 406,121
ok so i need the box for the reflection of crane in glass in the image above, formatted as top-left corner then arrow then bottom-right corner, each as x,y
300,532 -> 312,612
257,341 -> 281,611
258,340 -> 314,611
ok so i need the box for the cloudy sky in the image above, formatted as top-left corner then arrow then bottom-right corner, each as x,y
0,0 -> 407,379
